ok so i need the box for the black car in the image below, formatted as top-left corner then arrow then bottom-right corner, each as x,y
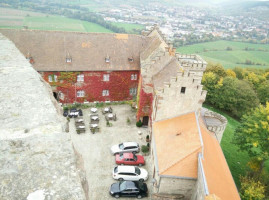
68,108 -> 79,118
63,109 -> 69,117
110,181 -> 148,199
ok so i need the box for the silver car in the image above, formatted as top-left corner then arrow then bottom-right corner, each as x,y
110,142 -> 140,155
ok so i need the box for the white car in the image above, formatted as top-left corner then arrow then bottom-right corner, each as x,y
110,142 -> 140,155
113,166 -> 148,182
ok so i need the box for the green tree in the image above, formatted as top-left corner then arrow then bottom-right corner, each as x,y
257,81 -> 269,104
240,176 -> 265,200
234,103 -> 269,167
205,63 -> 227,78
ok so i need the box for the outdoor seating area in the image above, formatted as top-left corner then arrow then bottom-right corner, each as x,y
75,117 -> 85,134
63,105 -> 121,134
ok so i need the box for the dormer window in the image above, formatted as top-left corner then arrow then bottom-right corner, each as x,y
105,56 -> 110,63
66,58 -> 72,63
128,57 -> 134,62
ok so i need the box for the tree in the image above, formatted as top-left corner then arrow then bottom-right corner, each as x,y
240,176 -> 265,200
205,62 -> 227,78
202,72 -> 220,105
234,103 -> 269,166
257,81 -> 269,104
226,69 -> 236,78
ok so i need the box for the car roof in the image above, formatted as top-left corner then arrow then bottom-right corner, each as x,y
117,166 -> 136,173
125,181 -> 137,189
122,153 -> 134,159
123,142 -> 138,147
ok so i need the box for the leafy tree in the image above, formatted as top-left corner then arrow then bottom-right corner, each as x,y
234,67 -> 246,80
205,63 -> 227,78
234,103 -> 269,165
226,69 -> 236,78
257,81 -> 269,104
244,72 -> 266,88
240,176 -> 265,200
202,72 -> 220,105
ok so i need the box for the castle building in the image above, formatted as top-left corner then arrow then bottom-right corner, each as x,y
0,27 -> 240,200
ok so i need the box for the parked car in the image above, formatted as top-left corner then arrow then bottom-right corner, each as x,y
78,109 -> 83,116
111,142 -> 140,155
63,109 -> 69,117
110,181 -> 148,198
69,108 -> 79,118
116,153 -> 145,166
113,166 -> 148,182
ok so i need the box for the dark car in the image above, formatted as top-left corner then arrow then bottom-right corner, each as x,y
78,109 -> 83,116
63,109 -> 69,117
69,108 -> 79,118
110,181 -> 148,199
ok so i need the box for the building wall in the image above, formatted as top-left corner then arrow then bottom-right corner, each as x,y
152,170 -> 197,200
191,159 -> 206,200
153,71 -> 207,121
41,71 -> 139,103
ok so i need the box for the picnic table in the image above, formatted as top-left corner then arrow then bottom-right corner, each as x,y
105,113 -> 117,121
102,107 -> 113,114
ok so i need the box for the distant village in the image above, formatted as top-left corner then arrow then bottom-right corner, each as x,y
102,4 -> 269,45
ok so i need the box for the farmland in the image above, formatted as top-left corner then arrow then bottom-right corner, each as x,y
0,8 -> 112,33
177,40 -> 269,69
111,22 -> 144,33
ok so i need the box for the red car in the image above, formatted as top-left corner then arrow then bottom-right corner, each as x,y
116,153 -> 145,166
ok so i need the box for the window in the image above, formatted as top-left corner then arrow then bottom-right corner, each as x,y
131,74 -> 137,80
181,87 -> 186,94
48,75 -> 57,82
66,58 -> 72,63
48,75 -> 53,82
77,74 -> 84,82
103,74 -> 109,81
130,88 -> 137,96
128,57 -> 134,62
102,90 -> 109,96
77,90 -> 85,97
59,92 -> 64,100
105,56 -> 110,63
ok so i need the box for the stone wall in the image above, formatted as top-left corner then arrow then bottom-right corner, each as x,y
153,71 -> 207,121
0,34 -> 85,200
202,109 -> 228,143
152,170 -> 197,200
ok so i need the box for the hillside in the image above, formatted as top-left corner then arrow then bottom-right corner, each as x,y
0,8 -> 112,33
177,40 -> 269,69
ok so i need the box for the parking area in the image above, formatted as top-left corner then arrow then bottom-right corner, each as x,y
69,104 -> 153,200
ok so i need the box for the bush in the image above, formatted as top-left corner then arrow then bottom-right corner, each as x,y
141,145 -> 149,153
136,120 -> 143,127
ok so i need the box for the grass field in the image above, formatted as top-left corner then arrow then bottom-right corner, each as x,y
0,8 -> 112,33
177,40 -> 269,69
111,22 -> 144,33
204,104 -> 269,188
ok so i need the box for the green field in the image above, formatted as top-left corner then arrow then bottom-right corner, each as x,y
111,22 -> 144,33
0,8 -> 112,33
204,105 -> 269,187
177,40 -> 269,69
23,16 -> 112,33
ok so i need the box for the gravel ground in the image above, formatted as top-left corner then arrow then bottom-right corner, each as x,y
70,104 -> 153,200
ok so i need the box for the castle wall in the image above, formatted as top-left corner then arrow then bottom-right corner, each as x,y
153,71 -> 207,121
41,71 -> 139,103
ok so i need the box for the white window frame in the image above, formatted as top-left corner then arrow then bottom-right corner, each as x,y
59,92 -> 64,100
77,90 -> 85,97
54,75 -> 57,82
131,74 -> 137,80
77,74 -> 84,82
48,75 -> 53,82
66,58 -> 72,63
103,74 -> 110,81
129,88 -> 137,96
102,90 -> 109,96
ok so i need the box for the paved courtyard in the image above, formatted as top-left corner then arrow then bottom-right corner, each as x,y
69,104 -> 153,200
